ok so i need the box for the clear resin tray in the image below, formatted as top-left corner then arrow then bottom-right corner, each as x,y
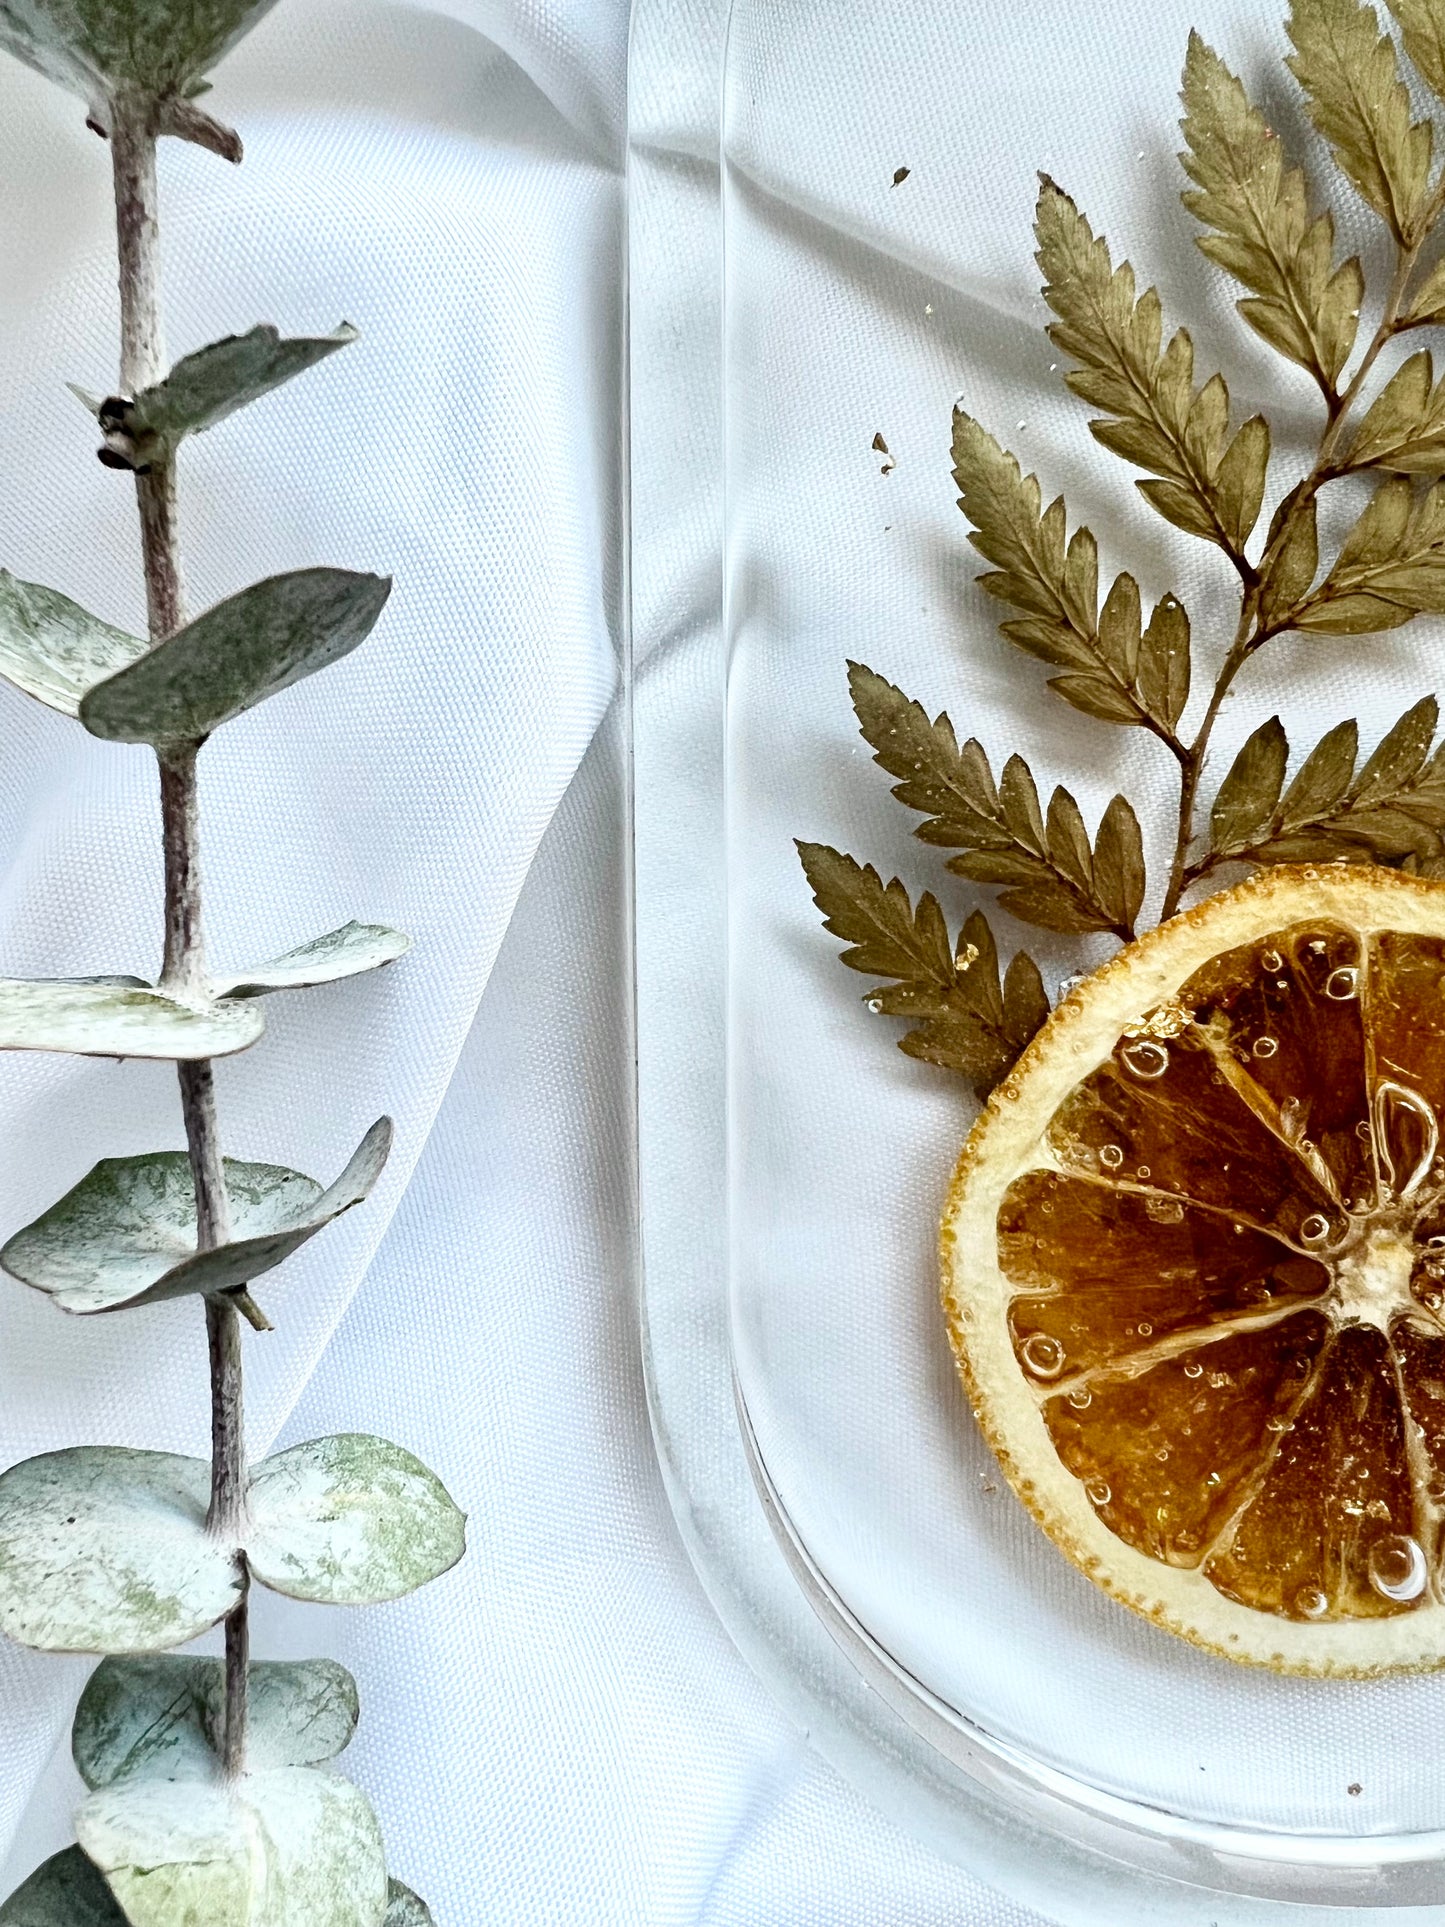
631,0 -> 1445,1917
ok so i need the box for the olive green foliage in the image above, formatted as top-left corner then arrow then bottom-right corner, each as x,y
803,0 -> 1445,1092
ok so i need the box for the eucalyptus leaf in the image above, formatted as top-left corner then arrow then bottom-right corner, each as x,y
79,568 -> 392,746
385,1882 -> 434,1926
0,1448 -> 237,1652
76,1765 -> 387,1927
2,1118 -> 393,1314
91,325 -> 359,467
0,572 -> 147,717
0,978 -> 264,1060
0,1847 -> 125,1925
247,1434 -> 466,1606
215,922 -> 411,999
74,1654 -> 358,1789
0,0 -> 279,104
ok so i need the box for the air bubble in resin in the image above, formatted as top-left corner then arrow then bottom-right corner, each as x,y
1261,949 -> 1283,973
1183,1361 -> 1203,1379
1324,966 -> 1359,1001
1021,1334 -> 1066,1379
1099,1143 -> 1124,1169
1120,1038 -> 1169,1080
1299,1213 -> 1331,1246
1295,1586 -> 1329,1620
1067,1386 -> 1092,1410
1085,1478 -> 1111,1506
1368,1535 -> 1428,1603
1252,1035 -> 1279,1060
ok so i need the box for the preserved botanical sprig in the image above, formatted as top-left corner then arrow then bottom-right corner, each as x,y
0,4 -> 463,1920
803,0 -> 1445,1095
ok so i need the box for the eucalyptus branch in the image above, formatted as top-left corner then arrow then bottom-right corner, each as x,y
0,5 -> 465,1918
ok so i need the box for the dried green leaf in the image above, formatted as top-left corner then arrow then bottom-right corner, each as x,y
0,572 -> 147,717
845,678 -> 1144,940
1287,0 -> 1434,242
0,1448 -> 238,1653
1295,476 -> 1445,630
898,905 -> 1051,1090
1211,716 -> 1290,854
795,839 -> 953,981
1200,698 -> 1445,868
0,978 -> 264,1060
950,415 -> 1190,738
246,1434 -> 467,1606
1180,31 -> 1362,388
386,1883 -> 435,1927
0,0 -> 279,103
1,1117 -> 392,1315
1259,487 -> 1320,624
74,1655 -> 358,1789
0,1848 -> 125,1925
1389,0 -> 1445,103
1404,255 -> 1445,325
86,324 -> 358,470
797,842 -> 1049,1094
1045,787 -> 1094,890
1092,794 -> 1147,931
1356,691 -> 1438,798
1136,593 -> 1191,728
1279,718 -> 1359,826
1343,350 -> 1445,471
1214,414 -> 1271,549
214,921 -> 411,998
1034,176 -> 1259,558
932,756 -> 1143,940
76,1765 -> 386,1927
79,568 -> 392,746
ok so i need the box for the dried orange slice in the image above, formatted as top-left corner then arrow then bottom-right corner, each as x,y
941,864 -> 1445,1675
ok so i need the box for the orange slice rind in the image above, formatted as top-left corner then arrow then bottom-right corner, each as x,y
941,864 -> 1445,1675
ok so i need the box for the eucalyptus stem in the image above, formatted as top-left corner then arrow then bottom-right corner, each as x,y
112,98 -> 250,1779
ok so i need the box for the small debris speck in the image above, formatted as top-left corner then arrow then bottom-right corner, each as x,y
1348,1783 -> 1362,1796
892,165 -> 910,186
924,302 -> 934,315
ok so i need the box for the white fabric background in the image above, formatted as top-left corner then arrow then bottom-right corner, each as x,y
0,1 -> 1059,1923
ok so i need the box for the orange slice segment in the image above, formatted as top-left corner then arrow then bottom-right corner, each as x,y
941,866 -> 1445,1674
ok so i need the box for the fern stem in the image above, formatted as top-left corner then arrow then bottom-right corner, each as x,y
1161,593 -> 1258,922
1166,221 -> 1445,923
112,98 -> 250,1779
